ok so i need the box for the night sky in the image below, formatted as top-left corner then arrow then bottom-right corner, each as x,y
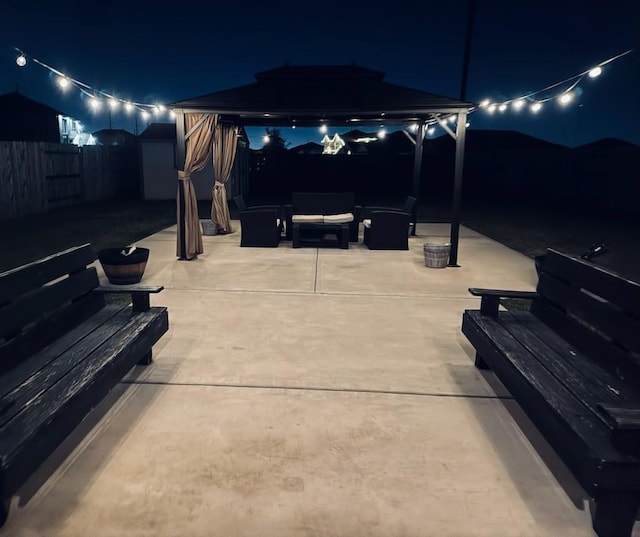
1,0 -> 638,149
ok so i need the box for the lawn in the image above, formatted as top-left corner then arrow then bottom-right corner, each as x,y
1,197 -> 639,284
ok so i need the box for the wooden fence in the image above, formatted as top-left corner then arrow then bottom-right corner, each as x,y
0,141 -> 139,220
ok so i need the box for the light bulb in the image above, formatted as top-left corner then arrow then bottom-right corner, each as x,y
487,104 -> 497,114
16,54 -> 27,67
498,104 -> 507,112
169,110 -> 176,119
559,92 -> 573,105
410,123 -> 418,131
588,66 -> 602,78
513,99 -> 525,110
531,102 -> 543,113
89,97 -> 101,111
448,115 -> 456,123
465,122 -> 470,127
141,110 -> 149,120
479,99 -> 490,108
153,106 -> 161,115
378,129 -> 386,139
124,102 -> 134,113
427,127 -> 435,135
319,124 -> 328,134
263,135 -> 270,144
108,99 -> 119,110
58,77 -> 70,90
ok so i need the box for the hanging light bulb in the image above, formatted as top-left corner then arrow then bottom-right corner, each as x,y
108,99 -> 119,110
588,66 -> 602,78
427,127 -> 435,135
465,122 -> 470,128
319,124 -> 328,134
88,97 -> 101,111
410,123 -> 418,131
141,110 -> 150,120
498,104 -> 507,112
531,102 -> 543,113
169,110 -> 176,119
124,102 -> 134,113
263,135 -> 270,144
479,99 -> 491,108
558,92 -> 573,105
487,104 -> 497,114
448,115 -> 456,123
153,105 -> 162,115
57,76 -> 70,90
378,128 -> 386,139
16,53 -> 27,67
513,99 -> 525,110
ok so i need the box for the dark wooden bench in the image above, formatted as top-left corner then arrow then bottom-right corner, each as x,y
0,244 -> 169,525
462,248 -> 640,537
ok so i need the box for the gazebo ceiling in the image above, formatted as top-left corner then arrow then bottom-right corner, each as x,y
169,64 -> 475,126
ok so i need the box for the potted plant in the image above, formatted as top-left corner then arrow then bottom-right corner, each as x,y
97,245 -> 150,285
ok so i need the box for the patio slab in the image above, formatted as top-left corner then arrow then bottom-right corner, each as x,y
2,221 -> 631,537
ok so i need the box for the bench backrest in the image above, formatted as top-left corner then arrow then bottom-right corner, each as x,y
0,244 -> 104,374
292,192 -> 354,215
532,249 -> 640,390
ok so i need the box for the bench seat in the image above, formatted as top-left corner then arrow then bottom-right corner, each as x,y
461,249 -> 640,537
0,244 -> 168,525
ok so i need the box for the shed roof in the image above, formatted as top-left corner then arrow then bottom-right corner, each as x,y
169,64 -> 473,126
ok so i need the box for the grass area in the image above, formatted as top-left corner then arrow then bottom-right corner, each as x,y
1,197 -> 639,285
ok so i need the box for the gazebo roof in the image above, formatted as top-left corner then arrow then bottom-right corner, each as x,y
169,64 -> 474,126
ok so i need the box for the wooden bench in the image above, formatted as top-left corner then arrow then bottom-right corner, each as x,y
461,248 -> 640,537
0,244 -> 169,525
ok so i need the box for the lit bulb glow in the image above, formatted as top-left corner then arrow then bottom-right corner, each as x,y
448,115 -> 456,123
89,98 -> 101,111
465,122 -> 470,127
427,127 -> 435,135
124,102 -> 134,113
263,135 -> 270,144
16,54 -> 27,67
487,104 -> 497,114
58,77 -> 70,90
479,99 -> 490,108
141,110 -> 149,120
291,125 -> 296,129
153,106 -> 161,115
531,102 -> 543,113
410,123 -> 417,131
108,99 -> 119,110
588,66 -> 602,78
498,104 -> 507,112
513,99 -> 525,110
319,124 -> 328,134
377,129 -> 386,139
169,110 -> 176,119
559,92 -> 573,105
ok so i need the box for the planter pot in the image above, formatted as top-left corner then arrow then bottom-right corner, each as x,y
201,220 -> 218,236
98,247 -> 150,285
423,241 -> 451,268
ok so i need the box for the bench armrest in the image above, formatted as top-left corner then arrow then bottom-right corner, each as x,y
95,285 -> 164,312
598,403 -> 640,456
468,288 -> 539,316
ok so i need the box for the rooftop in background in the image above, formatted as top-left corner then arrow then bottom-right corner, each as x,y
139,123 -> 177,140
169,64 -> 474,126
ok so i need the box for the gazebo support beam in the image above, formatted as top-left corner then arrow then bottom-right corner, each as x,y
410,122 -> 425,236
175,112 -> 187,260
449,111 -> 467,266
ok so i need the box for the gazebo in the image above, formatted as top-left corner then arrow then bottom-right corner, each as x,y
168,64 -> 474,264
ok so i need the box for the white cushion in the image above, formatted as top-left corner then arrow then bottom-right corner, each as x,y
277,218 -> 281,226
323,212 -> 354,224
363,218 -> 371,228
292,214 -> 324,223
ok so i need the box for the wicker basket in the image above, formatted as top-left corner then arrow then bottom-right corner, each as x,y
423,242 -> 451,268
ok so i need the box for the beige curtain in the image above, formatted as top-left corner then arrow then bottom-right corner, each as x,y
211,122 -> 239,234
176,113 -> 218,259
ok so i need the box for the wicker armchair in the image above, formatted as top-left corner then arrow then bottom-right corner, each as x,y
362,195 -> 417,235
239,208 -> 282,247
363,210 -> 411,250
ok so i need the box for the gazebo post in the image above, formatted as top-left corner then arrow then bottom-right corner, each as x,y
175,111 -> 187,260
448,111 -> 468,267
410,122 -> 425,236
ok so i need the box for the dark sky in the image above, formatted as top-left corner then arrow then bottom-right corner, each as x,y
1,0 -> 638,148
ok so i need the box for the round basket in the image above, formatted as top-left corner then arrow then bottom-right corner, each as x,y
98,247 -> 149,285
423,242 -> 451,268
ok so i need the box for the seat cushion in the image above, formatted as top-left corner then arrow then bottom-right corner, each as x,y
292,214 -> 324,223
363,218 -> 371,228
323,212 -> 354,224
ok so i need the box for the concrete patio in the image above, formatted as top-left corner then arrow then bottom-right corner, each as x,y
2,222 -> 631,537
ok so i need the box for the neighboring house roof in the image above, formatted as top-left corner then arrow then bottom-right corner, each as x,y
431,130 -> 568,152
289,141 -> 324,154
92,128 -> 137,145
139,122 -> 177,141
169,64 -> 474,125
0,91 -> 70,143
0,91 -> 64,116
574,138 -> 639,151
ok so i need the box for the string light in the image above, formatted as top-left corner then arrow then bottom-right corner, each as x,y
378,128 -> 386,139
12,46 -> 172,122
263,134 -> 270,144
319,124 -> 328,134
477,49 -> 632,118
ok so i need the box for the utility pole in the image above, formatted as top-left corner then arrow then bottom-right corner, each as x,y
460,0 -> 476,101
